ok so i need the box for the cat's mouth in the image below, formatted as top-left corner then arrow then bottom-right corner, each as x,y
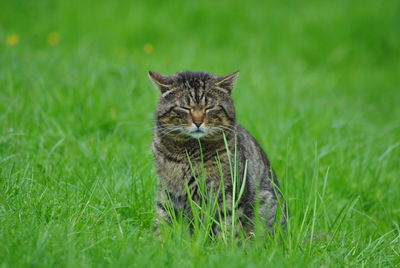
182,123 -> 222,139
188,129 -> 206,139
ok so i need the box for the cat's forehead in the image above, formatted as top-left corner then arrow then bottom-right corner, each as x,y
158,71 -> 232,104
175,71 -> 214,88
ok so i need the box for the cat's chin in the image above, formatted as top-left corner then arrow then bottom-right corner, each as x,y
188,131 -> 207,139
184,124 -> 210,139
186,127 -> 225,140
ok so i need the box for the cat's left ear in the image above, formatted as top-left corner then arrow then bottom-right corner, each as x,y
214,71 -> 239,93
148,71 -> 174,93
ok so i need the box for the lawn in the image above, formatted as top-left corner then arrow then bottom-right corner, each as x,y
1,0 -> 400,266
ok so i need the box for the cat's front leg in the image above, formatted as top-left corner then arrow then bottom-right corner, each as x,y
155,200 -> 172,225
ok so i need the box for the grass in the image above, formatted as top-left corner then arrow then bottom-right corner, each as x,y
1,0 -> 400,266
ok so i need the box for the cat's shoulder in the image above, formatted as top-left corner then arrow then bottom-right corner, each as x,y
236,124 -> 265,152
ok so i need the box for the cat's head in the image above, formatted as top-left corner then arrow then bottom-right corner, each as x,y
149,70 -> 239,140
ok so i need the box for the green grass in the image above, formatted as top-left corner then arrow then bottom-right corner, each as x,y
1,0 -> 400,266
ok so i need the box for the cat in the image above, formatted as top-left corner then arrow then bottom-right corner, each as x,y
149,70 -> 285,236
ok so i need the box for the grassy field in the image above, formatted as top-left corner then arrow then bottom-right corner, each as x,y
1,0 -> 400,266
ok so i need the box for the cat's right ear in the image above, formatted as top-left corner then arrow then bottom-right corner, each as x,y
214,71 -> 239,93
148,71 -> 173,93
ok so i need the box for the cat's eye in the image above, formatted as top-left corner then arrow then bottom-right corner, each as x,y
176,107 -> 191,112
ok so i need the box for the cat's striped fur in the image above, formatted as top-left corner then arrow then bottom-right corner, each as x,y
149,70 -> 285,235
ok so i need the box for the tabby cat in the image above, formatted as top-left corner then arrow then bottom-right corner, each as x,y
149,70 -> 285,235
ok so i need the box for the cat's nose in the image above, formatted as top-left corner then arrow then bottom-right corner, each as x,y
193,119 -> 203,128
192,111 -> 204,128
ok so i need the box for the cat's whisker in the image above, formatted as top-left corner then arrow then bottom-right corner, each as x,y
158,126 -> 184,137
213,125 -> 235,134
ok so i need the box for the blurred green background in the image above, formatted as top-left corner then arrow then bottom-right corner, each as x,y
1,0 -> 400,266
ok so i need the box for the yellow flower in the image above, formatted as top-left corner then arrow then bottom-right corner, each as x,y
6,34 -> 19,46
144,43 -> 154,55
47,32 -> 60,46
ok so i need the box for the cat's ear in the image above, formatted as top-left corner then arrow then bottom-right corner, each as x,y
214,71 -> 239,93
148,71 -> 173,93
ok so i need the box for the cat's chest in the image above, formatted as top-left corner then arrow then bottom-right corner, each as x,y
157,154 -> 228,190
